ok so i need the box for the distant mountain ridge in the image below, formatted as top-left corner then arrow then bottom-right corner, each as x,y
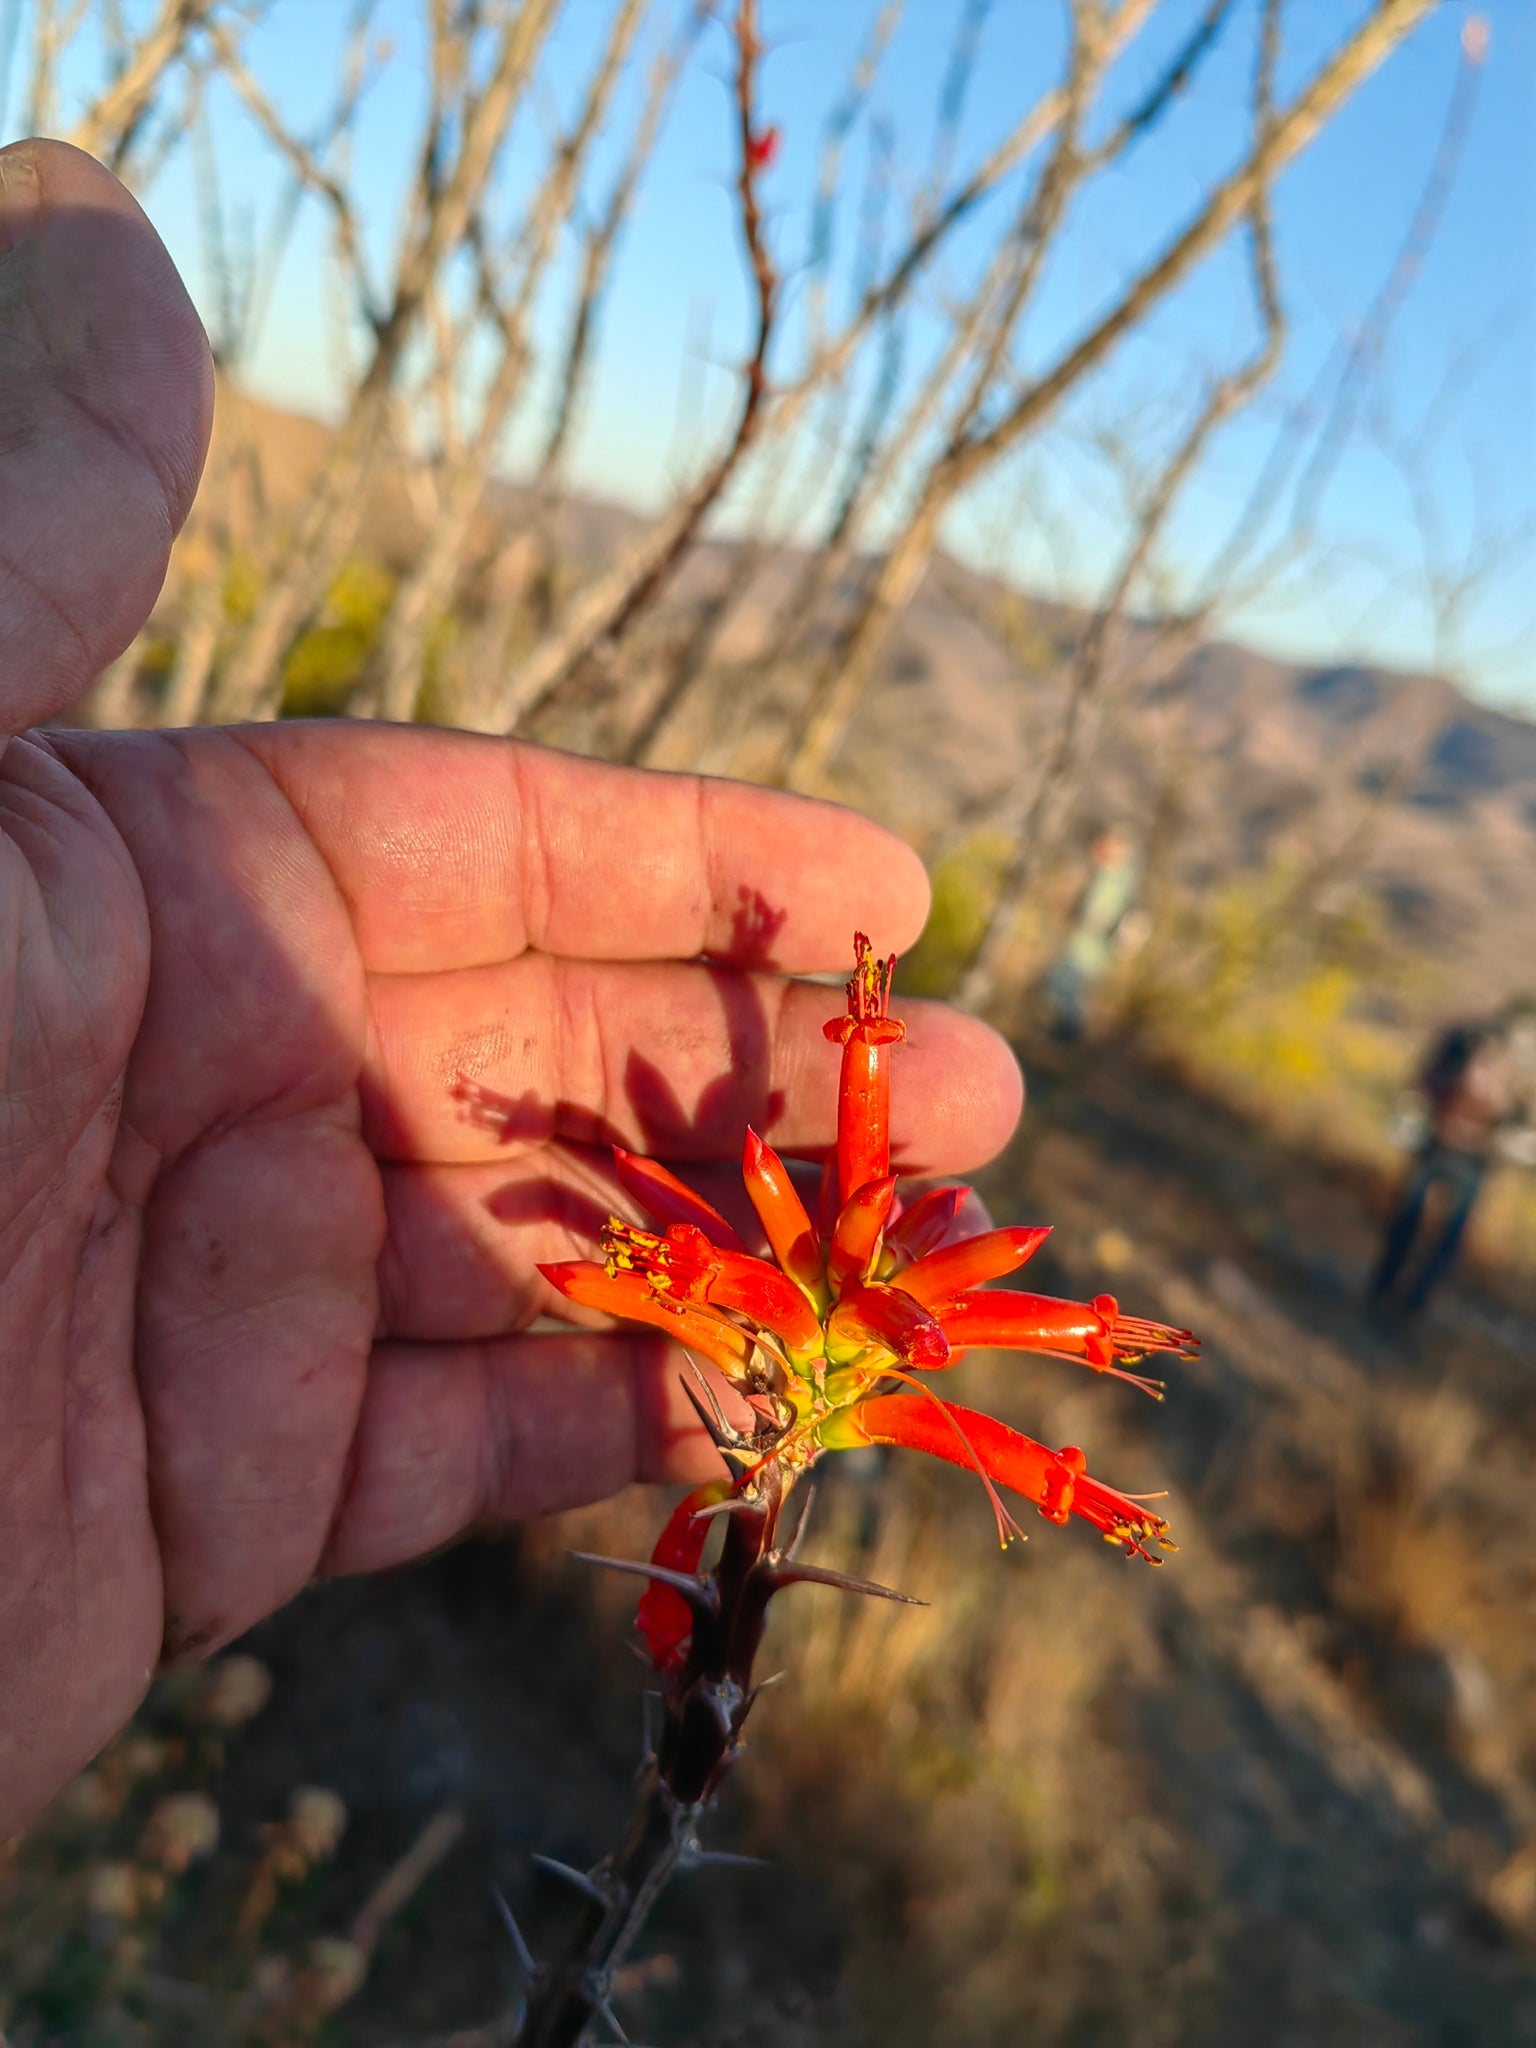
186,390 -> 1536,1007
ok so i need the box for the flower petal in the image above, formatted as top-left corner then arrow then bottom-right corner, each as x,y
843,1393 -> 1173,1559
934,1289 -> 1195,1393
828,1175 -> 897,1293
709,1245 -> 824,1356
822,936 -> 906,1205
883,1184 -> 968,1263
826,1278 -> 950,1370
741,1129 -> 824,1293
538,1260 -> 755,1379
897,1225 -> 1052,1308
612,1146 -> 747,1253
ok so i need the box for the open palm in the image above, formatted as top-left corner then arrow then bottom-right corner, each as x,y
0,143 -> 1021,1837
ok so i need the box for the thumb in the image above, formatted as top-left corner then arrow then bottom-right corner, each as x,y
0,140 -> 212,733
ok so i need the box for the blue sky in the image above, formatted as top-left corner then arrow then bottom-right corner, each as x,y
6,0 -> 1532,708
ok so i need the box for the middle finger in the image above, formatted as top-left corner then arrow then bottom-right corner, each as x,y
362,956 -> 1020,1170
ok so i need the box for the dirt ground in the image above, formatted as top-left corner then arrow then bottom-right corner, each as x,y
5,1035 -> 1535,2048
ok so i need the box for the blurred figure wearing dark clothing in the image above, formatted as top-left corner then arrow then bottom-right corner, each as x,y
1370,1002 -> 1536,1315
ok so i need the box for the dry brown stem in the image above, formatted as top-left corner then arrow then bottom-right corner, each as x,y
66,0 -> 224,168
501,0 -> 777,732
372,0 -> 650,722
210,0 -> 563,722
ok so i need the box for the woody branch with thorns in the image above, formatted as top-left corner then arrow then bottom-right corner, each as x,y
506,936 -> 1193,2044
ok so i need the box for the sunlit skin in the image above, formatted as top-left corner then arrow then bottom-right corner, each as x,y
0,141 -> 1025,1841
541,938 -> 1198,1663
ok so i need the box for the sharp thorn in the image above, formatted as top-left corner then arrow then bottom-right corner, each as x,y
767,1560 -> 927,1605
680,1354 -> 735,1433
682,1847 -> 771,1871
751,1669 -> 786,1691
531,1854 -> 609,1907
680,1354 -> 756,1450
568,1552 -> 716,1609
492,1886 -> 537,1983
688,1495 -> 756,1523
588,1992 -> 629,2042
782,1479 -> 818,1561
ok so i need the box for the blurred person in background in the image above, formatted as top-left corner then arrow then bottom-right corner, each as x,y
1039,826 -> 1145,1042
1369,998 -> 1536,1317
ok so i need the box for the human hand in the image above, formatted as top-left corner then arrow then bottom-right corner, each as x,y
0,141 -> 1022,1838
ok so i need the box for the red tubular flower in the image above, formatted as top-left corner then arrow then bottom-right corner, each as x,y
539,1260 -> 754,1380
884,1184 -> 968,1262
612,1146 -> 747,1253
533,936 -> 1193,1586
842,1393 -> 1175,1562
689,1237 -> 822,1357
603,1219 -> 820,1359
827,1175 -> 897,1292
747,125 -> 781,173
637,1479 -> 733,1671
826,1278 -> 950,1371
935,1289 -> 1197,1396
741,1128 -> 823,1293
896,1225 -> 1052,1308
823,934 -> 905,1205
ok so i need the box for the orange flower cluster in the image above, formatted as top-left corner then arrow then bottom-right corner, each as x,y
541,937 -> 1194,1670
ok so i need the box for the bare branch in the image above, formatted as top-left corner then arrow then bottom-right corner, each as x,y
1079,0 -> 1240,174
67,0 -> 225,166
958,0 -> 1288,1011
502,0 -> 778,731
776,0 -> 1435,793
210,0 -> 564,722
768,0 -> 1162,424
537,2 -> 713,484
206,11 -> 381,328
952,0 -> 1437,494
774,0 -> 1108,788
373,0 -> 651,722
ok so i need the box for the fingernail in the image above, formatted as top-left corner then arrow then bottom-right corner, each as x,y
0,148 -> 40,260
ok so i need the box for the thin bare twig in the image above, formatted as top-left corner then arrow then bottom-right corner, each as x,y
209,0 -> 563,722
958,0 -> 1287,1011
776,0 -> 1435,793
372,0 -> 651,722
504,0 -> 777,732
67,0 -> 225,166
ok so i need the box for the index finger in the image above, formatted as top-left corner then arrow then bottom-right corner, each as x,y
237,722 -> 932,974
